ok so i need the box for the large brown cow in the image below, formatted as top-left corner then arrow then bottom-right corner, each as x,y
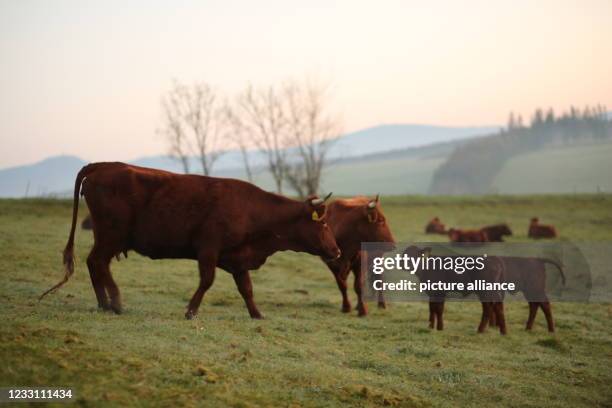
448,228 -> 489,243
480,223 -> 512,242
528,217 -> 557,239
425,217 -> 446,234
40,162 -> 341,319
403,246 -> 508,334
323,196 -> 395,316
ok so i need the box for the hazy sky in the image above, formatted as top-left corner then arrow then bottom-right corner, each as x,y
1,0 -> 610,168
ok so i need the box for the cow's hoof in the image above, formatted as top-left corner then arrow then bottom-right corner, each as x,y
357,305 -> 368,317
341,304 -> 351,313
111,304 -> 123,315
377,302 -> 387,309
98,302 -> 112,311
250,313 -> 264,320
185,310 -> 197,320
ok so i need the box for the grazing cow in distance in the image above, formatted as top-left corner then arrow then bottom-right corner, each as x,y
528,217 -> 557,239
425,217 -> 447,234
480,223 -> 512,242
81,214 -> 93,230
323,195 -> 395,316
40,162 -> 341,320
488,257 -> 565,332
403,246 -> 507,334
448,228 -> 489,243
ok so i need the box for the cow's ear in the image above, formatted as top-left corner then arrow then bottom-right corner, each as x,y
365,206 -> 378,223
365,195 -> 379,223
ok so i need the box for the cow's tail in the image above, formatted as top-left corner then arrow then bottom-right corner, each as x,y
39,165 -> 91,301
541,258 -> 566,286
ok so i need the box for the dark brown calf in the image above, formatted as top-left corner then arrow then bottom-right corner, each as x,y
528,217 -> 557,239
448,228 -> 489,243
425,217 -> 447,234
324,195 -> 395,316
480,223 -> 512,242
404,246 -> 507,335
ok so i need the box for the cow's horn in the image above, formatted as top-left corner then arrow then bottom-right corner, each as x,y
311,197 -> 324,206
311,192 -> 332,206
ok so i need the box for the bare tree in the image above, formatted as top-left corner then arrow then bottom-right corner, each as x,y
160,87 -> 191,173
224,104 -> 254,183
160,81 -> 225,175
282,79 -> 341,198
236,84 -> 288,193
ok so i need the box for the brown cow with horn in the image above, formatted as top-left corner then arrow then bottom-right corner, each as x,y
322,195 -> 396,316
40,162 -> 341,320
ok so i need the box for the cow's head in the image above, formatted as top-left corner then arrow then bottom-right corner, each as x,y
355,195 -> 395,249
530,217 -> 539,224
403,245 -> 432,280
293,193 -> 341,261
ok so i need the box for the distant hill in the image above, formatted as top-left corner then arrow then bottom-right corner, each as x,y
130,124 -> 498,173
0,123 -> 495,197
430,107 -> 612,195
0,155 -> 86,198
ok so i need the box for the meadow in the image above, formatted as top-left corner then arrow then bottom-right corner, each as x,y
1,195 -> 611,407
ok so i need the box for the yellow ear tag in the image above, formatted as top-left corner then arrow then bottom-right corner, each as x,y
312,211 -> 320,221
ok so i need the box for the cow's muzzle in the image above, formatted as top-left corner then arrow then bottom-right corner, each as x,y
327,249 -> 342,261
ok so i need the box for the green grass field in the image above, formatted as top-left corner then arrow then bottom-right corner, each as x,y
493,142 -> 612,194
1,196 -> 611,407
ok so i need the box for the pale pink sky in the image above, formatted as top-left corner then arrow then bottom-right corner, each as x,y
1,0 -> 610,168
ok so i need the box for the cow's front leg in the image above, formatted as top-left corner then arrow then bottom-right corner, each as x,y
185,252 -> 217,320
330,264 -> 351,313
233,270 -> 263,319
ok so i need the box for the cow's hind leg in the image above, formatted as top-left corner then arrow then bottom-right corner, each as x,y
86,247 -> 111,310
428,302 -> 436,329
102,263 -> 122,314
526,302 -> 539,330
232,270 -> 263,319
478,303 -> 492,333
540,301 -> 555,332
494,302 -> 507,335
351,260 -> 368,317
185,252 -> 217,320
435,302 -> 445,330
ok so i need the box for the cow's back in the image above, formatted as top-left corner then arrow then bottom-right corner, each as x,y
81,163 -> 257,259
